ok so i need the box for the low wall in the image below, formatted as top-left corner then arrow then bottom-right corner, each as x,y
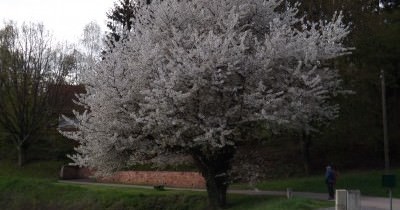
98,171 -> 206,188
60,165 -> 92,179
60,166 -> 206,188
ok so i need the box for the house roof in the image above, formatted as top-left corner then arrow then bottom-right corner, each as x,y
48,84 -> 86,117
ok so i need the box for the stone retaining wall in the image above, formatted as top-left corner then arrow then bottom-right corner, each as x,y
60,165 -> 92,179
60,166 -> 206,188
98,171 -> 206,188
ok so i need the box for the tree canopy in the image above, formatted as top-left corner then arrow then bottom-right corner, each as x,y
62,0 -> 351,208
0,22 -> 74,166
105,0 -> 152,49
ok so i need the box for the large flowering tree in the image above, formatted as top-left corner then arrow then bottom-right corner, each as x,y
62,0 -> 350,208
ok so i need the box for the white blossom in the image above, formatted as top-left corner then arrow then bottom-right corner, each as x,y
61,0 -> 350,176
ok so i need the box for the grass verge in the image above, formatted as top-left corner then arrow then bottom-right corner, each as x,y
232,169 -> 400,198
0,160 -> 332,210
0,176 -> 333,210
0,160 -> 65,179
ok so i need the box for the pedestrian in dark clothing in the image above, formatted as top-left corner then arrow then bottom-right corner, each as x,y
325,166 -> 336,200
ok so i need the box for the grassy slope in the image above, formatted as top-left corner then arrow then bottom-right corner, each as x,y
0,177 -> 332,210
0,177 -> 208,210
0,160 -> 331,210
0,160 -> 65,179
233,169 -> 400,198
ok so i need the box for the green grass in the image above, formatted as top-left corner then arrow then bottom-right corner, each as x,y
0,176 -> 333,210
0,177 -> 209,210
3,159 -> 398,208
228,195 -> 332,210
0,160 -> 331,210
0,160 -> 65,180
233,169 -> 400,198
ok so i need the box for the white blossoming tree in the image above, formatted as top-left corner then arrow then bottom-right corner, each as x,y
61,0 -> 350,208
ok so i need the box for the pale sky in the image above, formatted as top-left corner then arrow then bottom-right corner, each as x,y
0,0 -> 115,44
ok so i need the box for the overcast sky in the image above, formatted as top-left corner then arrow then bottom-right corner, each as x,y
0,0 -> 115,44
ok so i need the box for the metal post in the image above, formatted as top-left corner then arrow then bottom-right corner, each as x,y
380,69 -> 390,171
286,188 -> 293,199
381,69 -> 393,210
389,189 -> 393,210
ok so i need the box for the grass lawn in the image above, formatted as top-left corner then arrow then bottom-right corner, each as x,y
0,176 -> 333,210
0,160 -> 332,210
232,169 -> 400,198
0,160 -> 66,179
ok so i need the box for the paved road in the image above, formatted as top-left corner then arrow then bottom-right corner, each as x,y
59,180 -> 399,210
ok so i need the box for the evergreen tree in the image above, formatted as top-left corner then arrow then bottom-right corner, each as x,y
105,0 -> 152,48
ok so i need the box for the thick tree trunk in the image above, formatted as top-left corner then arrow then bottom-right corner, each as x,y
204,169 -> 229,209
191,147 -> 235,209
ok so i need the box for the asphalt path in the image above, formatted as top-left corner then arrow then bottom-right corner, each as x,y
59,179 -> 399,210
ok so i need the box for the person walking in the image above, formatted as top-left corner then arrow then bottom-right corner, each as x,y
325,165 -> 336,200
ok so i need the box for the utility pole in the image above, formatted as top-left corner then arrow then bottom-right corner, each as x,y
378,3 -> 394,210
381,69 -> 394,210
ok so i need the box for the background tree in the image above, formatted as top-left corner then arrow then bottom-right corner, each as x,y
0,22 -> 71,166
106,0 -> 136,43
263,0 -> 400,173
66,21 -> 105,84
105,0 -> 151,49
81,21 -> 102,59
62,0 -> 350,208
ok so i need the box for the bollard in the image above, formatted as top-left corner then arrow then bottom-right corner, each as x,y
347,190 -> 361,210
335,189 -> 347,210
286,188 -> 293,199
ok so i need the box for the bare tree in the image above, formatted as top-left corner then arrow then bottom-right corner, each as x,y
81,21 -> 102,59
0,22 -> 70,166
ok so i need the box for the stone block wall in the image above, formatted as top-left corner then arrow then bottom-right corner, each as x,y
60,167 -> 206,188
98,171 -> 206,188
60,165 -> 95,180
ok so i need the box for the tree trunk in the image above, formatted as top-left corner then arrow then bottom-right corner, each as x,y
191,147 -> 235,209
300,131 -> 312,175
17,145 -> 25,167
204,169 -> 229,209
